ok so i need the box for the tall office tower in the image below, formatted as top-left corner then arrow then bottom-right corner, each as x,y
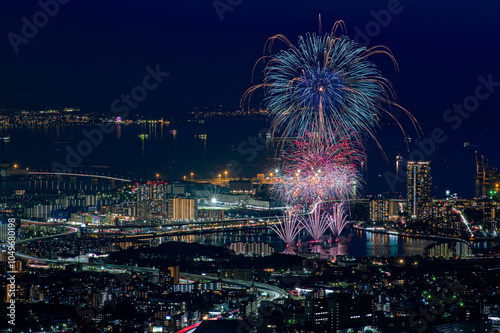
136,181 -> 168,223
406,161 -> 432,220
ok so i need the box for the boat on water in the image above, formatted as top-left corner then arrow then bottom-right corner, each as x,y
1,135 -> 10,141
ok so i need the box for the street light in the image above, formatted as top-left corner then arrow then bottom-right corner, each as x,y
224,170 -> 228,180
190,172 -> 194,181
183,175 -> 186,181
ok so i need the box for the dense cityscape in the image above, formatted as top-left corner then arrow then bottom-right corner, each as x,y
1,1 -> 500,333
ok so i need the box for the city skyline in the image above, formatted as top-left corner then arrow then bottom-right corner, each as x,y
1,1 -> 499,196
1,2 -> 500,332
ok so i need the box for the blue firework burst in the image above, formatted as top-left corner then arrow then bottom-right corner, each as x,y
243,24 -> 417,145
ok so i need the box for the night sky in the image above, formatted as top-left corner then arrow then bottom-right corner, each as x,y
1,0 -> 500,197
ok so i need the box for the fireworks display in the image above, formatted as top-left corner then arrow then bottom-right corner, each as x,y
257,21 -> 414,254
269,130 -> 363,207
329,202 -> 349,238
268,206 -> 303,254
243,21 -> 418,146
301,202 -> 331,242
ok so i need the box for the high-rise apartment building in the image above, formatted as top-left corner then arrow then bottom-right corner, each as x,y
136,182 -> 198,222
370,199 -> 404,223
329,294 -> 375,332
167,197 -> 198,220
304,288 -> 329,327
407,161 -> 432,220
136,181 -> 168,223
369,200 -> 389,223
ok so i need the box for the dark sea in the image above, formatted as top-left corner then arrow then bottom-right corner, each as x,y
0,117 -> 270,182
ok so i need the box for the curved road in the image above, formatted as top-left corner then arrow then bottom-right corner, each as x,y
180,272 -> 286,301
0,225 -> 78,247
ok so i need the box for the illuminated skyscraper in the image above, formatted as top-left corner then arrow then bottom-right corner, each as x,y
406,161 -> 432,220
136,181 -> 168,223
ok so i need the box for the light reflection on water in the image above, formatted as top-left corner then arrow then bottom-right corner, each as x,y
156,229 -> 437,257
356,231 -> 434,257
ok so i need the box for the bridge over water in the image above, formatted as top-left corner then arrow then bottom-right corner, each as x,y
29,171 -> 132,182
